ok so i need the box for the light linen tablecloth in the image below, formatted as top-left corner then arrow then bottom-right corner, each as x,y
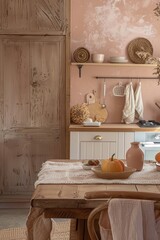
35,161 -> 160,186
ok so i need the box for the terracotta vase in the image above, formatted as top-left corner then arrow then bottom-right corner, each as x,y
126,142 -> 144,171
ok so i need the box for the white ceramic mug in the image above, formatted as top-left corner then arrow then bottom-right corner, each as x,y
92,54 -> 104,63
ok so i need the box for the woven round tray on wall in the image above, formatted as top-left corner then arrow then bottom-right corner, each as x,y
73,47 -> 90,63
127,38 -> 153,64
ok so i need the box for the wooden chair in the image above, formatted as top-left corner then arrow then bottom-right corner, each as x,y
85,191 -> 160,240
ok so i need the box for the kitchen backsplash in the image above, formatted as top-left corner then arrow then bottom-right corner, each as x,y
70,0 -> 160,123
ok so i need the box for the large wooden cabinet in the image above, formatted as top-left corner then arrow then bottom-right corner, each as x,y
0,35 -> 66,194
0,0 -> 69,196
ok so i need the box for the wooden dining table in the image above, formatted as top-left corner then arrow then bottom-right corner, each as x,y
26,159 -> 160,240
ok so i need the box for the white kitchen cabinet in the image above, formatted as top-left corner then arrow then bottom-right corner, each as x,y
135,132 -> 160,160
70,131 -> 134,160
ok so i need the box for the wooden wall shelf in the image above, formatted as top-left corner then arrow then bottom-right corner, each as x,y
71,62 -> 157,67
71,62 -> 157,78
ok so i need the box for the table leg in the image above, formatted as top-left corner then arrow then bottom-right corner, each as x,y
70,219 -> 91,240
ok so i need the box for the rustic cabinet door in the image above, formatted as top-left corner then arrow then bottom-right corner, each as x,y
0,0 -> 66,35
0,35 -> 66,194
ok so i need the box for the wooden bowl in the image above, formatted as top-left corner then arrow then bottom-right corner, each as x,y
91,166 -> 136,179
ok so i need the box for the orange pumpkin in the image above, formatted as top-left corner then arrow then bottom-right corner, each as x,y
101,153 -> 124,173
155,152 -> 160,163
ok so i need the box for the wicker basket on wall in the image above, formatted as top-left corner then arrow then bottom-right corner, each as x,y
127,37 -> 153,64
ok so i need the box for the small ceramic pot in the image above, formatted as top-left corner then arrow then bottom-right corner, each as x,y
92,54 -> 104,63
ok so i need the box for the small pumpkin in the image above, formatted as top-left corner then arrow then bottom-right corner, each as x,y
155,152 -> 160,163
101,153 -> 124,173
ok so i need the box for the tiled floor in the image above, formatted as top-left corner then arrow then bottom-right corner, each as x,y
0,208 -> 29,229
0,208 -> 68,230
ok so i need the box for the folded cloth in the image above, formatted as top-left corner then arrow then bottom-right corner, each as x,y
156,211 -> 160,239
99,199 -> 160,240
135,82 -> 144,120
26,207 -> 52,240
99,208 -> 112,240
122,82 -> 135,124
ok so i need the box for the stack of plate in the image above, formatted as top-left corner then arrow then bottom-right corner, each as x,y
110,56 -> 128,63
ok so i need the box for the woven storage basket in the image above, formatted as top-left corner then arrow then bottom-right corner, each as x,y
127,37 -> 153,64
73,47 -> 90,63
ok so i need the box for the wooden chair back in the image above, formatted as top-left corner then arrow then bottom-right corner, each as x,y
85,191 -> 160,240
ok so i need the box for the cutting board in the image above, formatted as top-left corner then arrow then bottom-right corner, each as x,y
87,102 -> 108,122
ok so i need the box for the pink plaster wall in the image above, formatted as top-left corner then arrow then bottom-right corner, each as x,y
70,0 -> 160,123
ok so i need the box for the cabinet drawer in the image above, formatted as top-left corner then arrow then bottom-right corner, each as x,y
78,132 -> 117,141
70,131 -> 134,160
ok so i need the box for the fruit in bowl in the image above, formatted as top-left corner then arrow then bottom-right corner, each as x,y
155,152 -> 160,163
82,160 -> 100,170
101,153 -> 125,173
84,160 -> 100,166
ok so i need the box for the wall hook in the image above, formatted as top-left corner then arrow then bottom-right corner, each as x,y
77,64 -> 83,78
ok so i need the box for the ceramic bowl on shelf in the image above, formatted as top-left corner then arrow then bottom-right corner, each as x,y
110,56 -> 126,60
109,56 -> 128,63
92,54 -> 105,63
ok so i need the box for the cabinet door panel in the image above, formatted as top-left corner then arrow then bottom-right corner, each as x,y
1,0 -> 29,31
30,0 -> 65,33
80,141 -> 117,160
145,150 -> 159,160
0,133 -> 3,194
3,130 -> 61,194
3,38 -> 30,129
2,36 -> 65,129
0,0 -> 66,34
0,35 -> 66,194
30,38 -> 64,127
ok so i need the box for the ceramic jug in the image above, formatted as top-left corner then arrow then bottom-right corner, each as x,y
126,142 -> 144,171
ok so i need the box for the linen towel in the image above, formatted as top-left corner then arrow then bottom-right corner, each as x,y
26,207 -> 52,240
99,208 -> 112,240
135,82 -> 144,120
99,199 -> 160,240
122,82 -> 135,124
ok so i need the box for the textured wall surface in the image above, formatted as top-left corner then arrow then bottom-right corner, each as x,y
70,0 -> 160,123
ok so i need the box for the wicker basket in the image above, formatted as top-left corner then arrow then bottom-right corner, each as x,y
127,37 -> 153,64
73,47 -> 90,63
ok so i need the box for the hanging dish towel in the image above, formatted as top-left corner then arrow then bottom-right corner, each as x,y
135,82 -> 144,120
99,199 -> 160,240
122,82 -> 135,124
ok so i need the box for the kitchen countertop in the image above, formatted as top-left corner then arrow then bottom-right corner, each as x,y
69,123 -> 160,132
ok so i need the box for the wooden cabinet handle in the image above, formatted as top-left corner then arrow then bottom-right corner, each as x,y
94,135 -> 103,140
